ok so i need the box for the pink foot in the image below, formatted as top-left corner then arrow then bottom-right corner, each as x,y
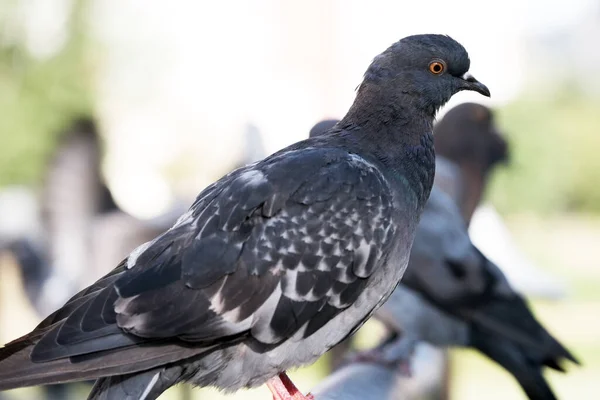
266,372 -> 314,400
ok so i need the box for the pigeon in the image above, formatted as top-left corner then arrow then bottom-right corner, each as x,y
310,111 -> 578,400
41,117 -> 119,298
0,34 -> 490,400
434,105 -> 568,299
4,117 -> 180,315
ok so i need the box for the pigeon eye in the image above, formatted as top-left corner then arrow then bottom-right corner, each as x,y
428,61 -> 445,75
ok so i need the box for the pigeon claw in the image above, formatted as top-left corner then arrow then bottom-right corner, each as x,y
266,372 -> 314,400
396,359 -> 413,378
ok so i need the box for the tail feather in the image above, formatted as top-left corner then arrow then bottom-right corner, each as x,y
471,326 -> 559,400
467,290 -> 577,400
87,366 -> 183,400
470,294 -> 579,368
0,340 -> 209,391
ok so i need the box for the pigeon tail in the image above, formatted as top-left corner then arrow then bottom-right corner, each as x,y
470,326 -> 558,400
0,338 -> 210,392
468,291 -> 579,368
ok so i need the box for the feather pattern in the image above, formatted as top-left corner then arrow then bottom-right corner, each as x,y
0,146 -> 399,392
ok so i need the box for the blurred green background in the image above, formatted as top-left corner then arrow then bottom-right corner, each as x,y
0,0 -> 598,399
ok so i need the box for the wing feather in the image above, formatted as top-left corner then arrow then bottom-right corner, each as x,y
2,146 -> 396,378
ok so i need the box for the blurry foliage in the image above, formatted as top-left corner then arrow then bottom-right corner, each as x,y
489,87 -> 600,215
0,0 -> 92,187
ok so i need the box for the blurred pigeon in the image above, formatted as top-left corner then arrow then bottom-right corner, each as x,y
40,117 -> 119,306
0,34 -> 490,400
434,104 -> 567,299
3,118 -> 180,314
309,120 -> 340,139
311,107 -> 578,400
392,176 -> 578,398
235,123 -> 268,168
375,186 -> 579,400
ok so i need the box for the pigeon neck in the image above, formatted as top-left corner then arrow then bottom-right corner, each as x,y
456,160 -> 488,224
339,82 -> 437,206
340,82 -> 436,147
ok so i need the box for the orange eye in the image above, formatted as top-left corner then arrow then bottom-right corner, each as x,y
429,61 -> 445,75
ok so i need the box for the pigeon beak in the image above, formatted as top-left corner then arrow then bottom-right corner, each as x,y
460,72 -> 490,97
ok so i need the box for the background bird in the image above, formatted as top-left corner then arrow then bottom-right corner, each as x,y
310,103 -> 578,400
435,103 -> 567,300
0,34 -> 490,400
376,186 -> 579,400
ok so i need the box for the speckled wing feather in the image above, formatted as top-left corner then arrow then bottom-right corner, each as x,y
0,145 -> 397,388
116,147 -> 396,345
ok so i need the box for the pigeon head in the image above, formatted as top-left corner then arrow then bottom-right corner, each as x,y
355,34 -> 489,118
309,119 -> 339,138
434,102 -> 509,172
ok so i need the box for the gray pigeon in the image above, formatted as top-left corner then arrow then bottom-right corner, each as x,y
435,105 -> 567,299
41,117 -> 119,302
310,106 -> 577,400
0,34 -> 489,400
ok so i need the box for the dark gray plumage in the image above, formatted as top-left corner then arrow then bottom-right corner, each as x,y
0,34 -> 489,399
311,104 -> 577,400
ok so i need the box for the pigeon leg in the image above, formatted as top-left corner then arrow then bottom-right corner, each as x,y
379,334 -> 418,376
266,372 -> 314,400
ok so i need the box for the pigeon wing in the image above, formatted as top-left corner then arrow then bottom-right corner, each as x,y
4,147 -> 396,372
